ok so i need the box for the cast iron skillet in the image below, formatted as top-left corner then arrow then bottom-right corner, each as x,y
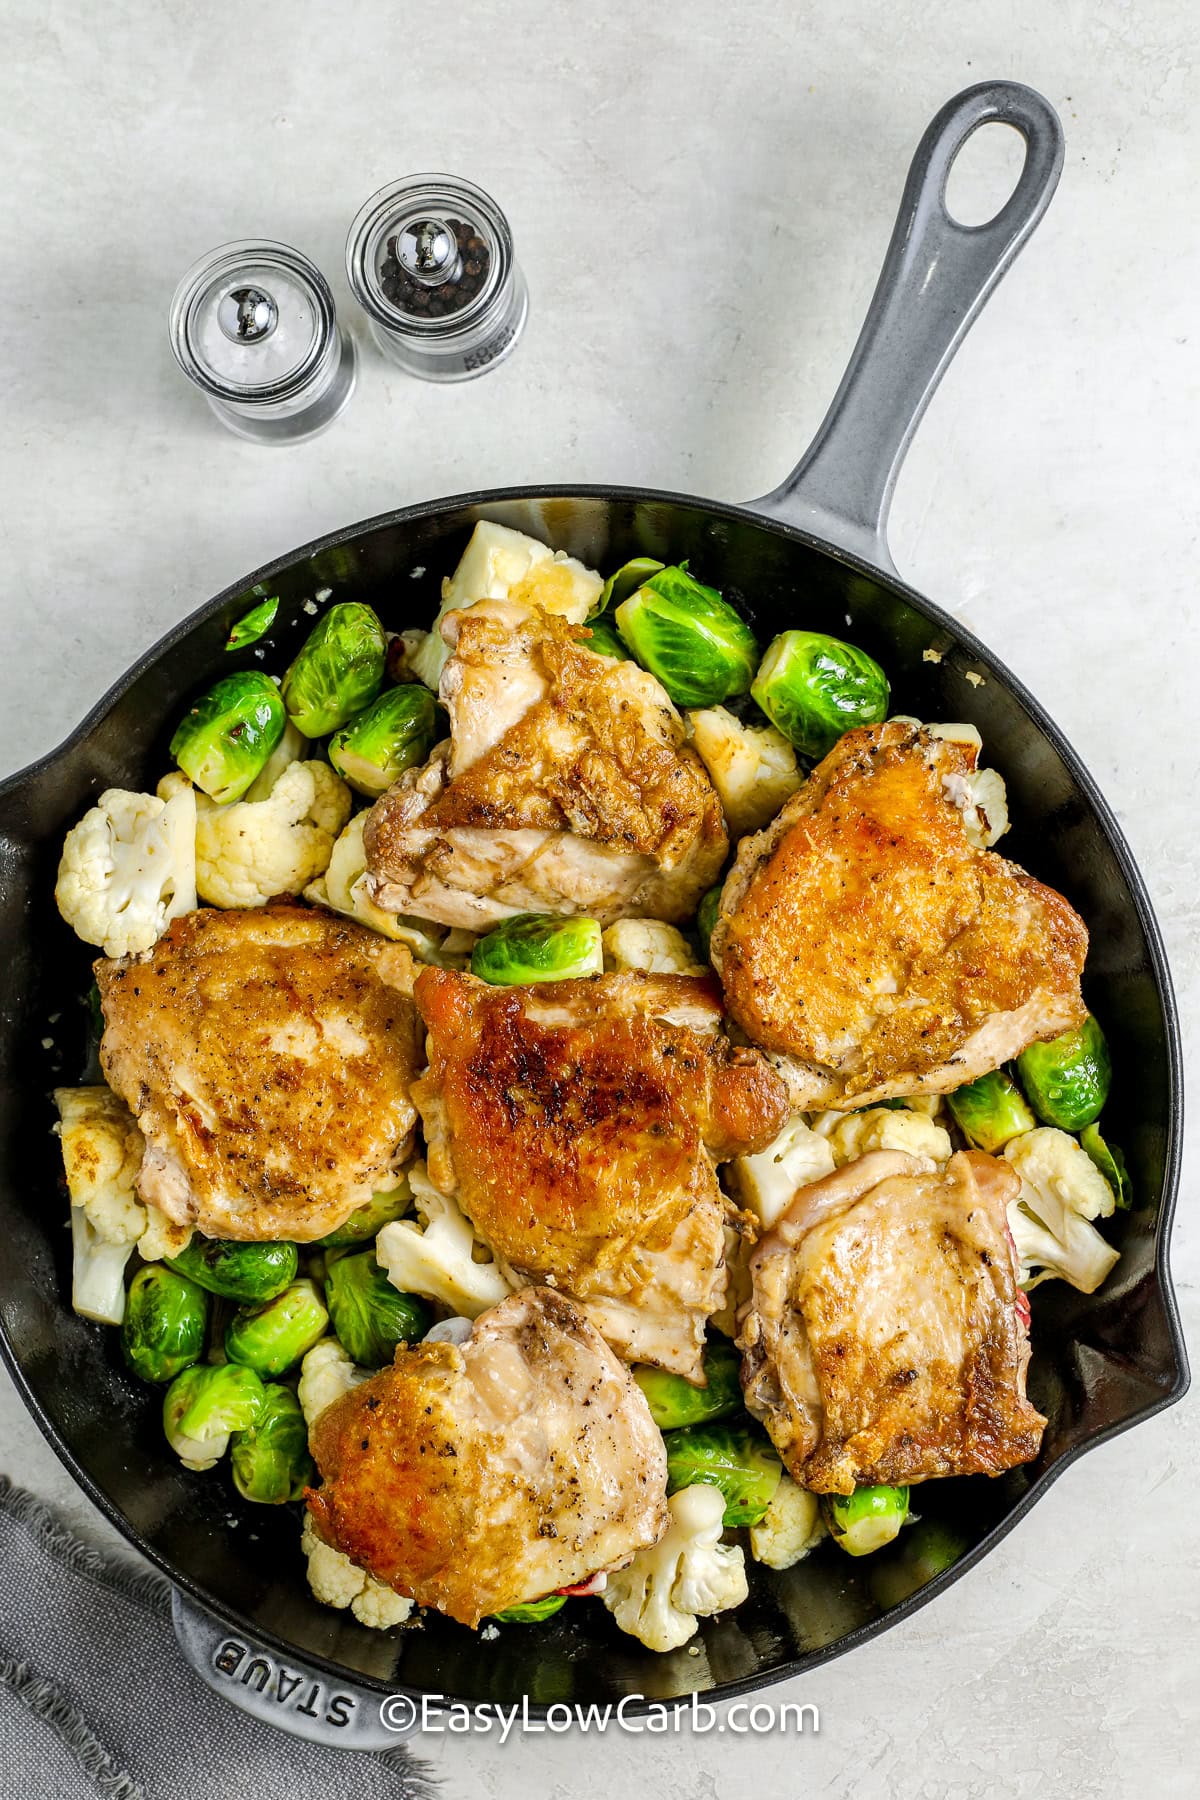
0,82 -> 1187,1748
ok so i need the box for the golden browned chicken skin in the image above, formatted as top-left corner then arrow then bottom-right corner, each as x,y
712,722 -> 1088,1108
96,903 -> 420,1242
307,1287 -> 670,1627
738,1149 -> 1047,1493
363,598 -> 728,929
412,966 -> 790,1380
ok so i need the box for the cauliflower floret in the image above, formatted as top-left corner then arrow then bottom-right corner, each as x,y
56,785 -> 197,958
375,1161 -> 514,1319
604,1485 -> 748,1653
1004,1127 -> 1119,1293
301,1514 -> 413,1630
602,919 -> 705,976
297,1337 -> 370,1446
729,1114 -> 837,1229
178,759 -> 351,909
55,1086 -> 147,1325
818,1107 -> 953,1168
689,706 -> 803,838
749,1473 -> 826,1571
305,811 -> 450,955
137,1203 -> 194,1263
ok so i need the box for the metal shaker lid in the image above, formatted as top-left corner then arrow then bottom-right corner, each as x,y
169,240 -> 337,402
346,175 -> 510,335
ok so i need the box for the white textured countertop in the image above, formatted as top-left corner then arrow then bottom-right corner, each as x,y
1,1 -> 1197,1794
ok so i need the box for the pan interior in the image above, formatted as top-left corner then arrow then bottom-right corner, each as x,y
0,490 -> 1183,1704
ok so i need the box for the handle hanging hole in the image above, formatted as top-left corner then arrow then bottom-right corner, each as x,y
944,121 -> 1028,227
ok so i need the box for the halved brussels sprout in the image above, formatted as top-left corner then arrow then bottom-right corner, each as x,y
225,596 -> 279,651
328,686 -> 438,797
163,1362 -> 267,1470
870,1517 -> 968,1607
167,1237 -> 298,1305
614,565 -> 758,708
492,1595 -> 568,1624
598,556 -> 665,613
281,602 -> 387,738
470,913 -> 604,985
822,1484 -> 910,1557
633,1337 -> 743,1431
169,672 -> 288,803
946,1070 -> 1036,1154
696,886 -> 723,961
230,1383 -> 314,1504
317,1186 -> 412,1249
324,1252 -> 432,1368
581,617 -> 630,660
663,1421 -> 782,1527
1016,1015 -> 1111,1132
225,1278 -> 330,1378
1080,1122 -> 1132,1210
751,630 -> 890,759
121,1265 -> 209,1384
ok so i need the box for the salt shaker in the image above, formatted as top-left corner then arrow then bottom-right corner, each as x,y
169,240 -> 356,443
346,175 -> 528,381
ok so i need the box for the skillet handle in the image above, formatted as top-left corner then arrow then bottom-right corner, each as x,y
751,80 -> 1065,573
170,1587 -> 421,1751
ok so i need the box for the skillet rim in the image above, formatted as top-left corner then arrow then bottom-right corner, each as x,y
0,482 -> 1187,1712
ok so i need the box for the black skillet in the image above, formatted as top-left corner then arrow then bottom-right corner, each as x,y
0,81 -> 1187,1748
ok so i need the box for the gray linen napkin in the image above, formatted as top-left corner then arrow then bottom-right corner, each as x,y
0,1478 -> 436,1800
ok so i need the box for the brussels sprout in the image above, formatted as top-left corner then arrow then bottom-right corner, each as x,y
492,1595 -> 568,1624
582,616 -> 630,660
696,886 -> 723,960
225,1278 -> 329,1378
946,1070 -> 1037,1154
870,1517 -> 968,1608
324,1252 -> 431,1368
163,1362 -> 267,1470
169,672 -> 288,803
751,630 -> 890,759
598,556 -> 665,613
167,1237 -> 298,1305
1016,1015 -> 1111,1131
614,564 -> 758,708
633,1337 -> 743,1431
328,686 -> 438,797
822,1484 -> 910,1557
281,601 -> 387,738
664,1421 -> 782,1527
317,1186 -> 412,1249
1080,1122 -> 1132,1210
230,1383 -> 314,1504
121,1265 -> 209,1384
225,596 -> 279,651
470,913 -> 604,985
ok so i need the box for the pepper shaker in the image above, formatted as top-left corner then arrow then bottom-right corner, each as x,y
169,240 -> 356,443
346,174 -> 528,381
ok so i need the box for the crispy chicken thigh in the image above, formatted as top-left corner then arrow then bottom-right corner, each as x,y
96,903 -> 420,1242
738,1149 -> 1046,1493
412,967 -> 790,1379
363,598 -> 727,929
307,1287 -> 669,1626
712,722 -> 1088,1108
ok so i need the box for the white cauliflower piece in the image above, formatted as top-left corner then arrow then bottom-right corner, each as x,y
376,1161 -> 514,1319
821,1107 -> 953,1168
137,1203 -> 194,1263
604,1485 -> 748,1653
689,706 -> 802,838
244,720 -> 306,803
412,522 -> 602,689
301,1514 -> 413,1630
1004,1127 -> 1119,1293
297,1337 -> 370,1447
185,759 -> 351,909
56,786 -> 197,958
55,1086 -> 147,1325
749,1473 -> 826,1570
729,1114 -> 836,1229
602,919 -> 705,976
960,766 -> 1009,849
305,811 -> 449,954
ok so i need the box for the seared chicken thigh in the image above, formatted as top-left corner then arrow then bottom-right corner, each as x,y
307,1287 -> 669,1626
738,1149 -> 1046,1493
96,903 -> 420,1241
713,722 -> 1087,1107
412,967 -> 790,1380
363,599 -> 727,929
